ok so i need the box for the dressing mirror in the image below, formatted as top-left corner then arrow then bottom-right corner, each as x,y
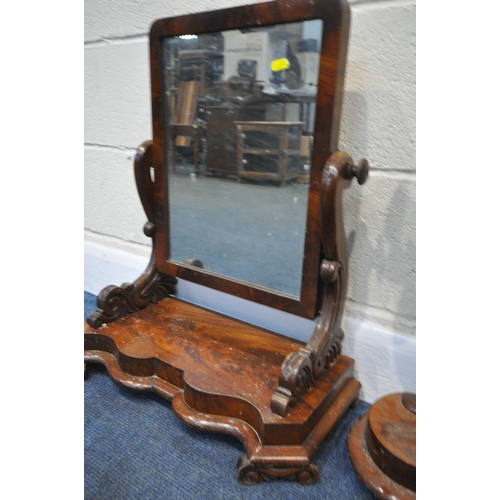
85,0 -> 370,485
150,2 -> 351,318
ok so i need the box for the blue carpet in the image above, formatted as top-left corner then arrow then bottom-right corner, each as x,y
84,291 -> 374,499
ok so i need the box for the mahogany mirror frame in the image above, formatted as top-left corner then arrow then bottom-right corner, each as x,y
149,0 -> 351,319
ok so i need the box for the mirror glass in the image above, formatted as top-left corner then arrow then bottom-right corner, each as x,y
162,20 -> 323,297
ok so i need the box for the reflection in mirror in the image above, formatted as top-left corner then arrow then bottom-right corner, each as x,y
162,20 -> 323,297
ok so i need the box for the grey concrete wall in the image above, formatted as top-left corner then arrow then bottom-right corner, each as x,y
84,0 -> 416,337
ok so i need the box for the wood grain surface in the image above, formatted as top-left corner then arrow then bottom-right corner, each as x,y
85,297 -> 358,445
347,393 -> 416,499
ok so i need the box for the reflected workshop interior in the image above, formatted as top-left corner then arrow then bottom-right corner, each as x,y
163,20 -> 322,295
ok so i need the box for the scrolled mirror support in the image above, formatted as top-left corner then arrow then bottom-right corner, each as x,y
86,142 -> 177,329
271,151 -> 369,416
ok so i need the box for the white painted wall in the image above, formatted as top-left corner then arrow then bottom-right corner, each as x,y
84,0 -> 416,403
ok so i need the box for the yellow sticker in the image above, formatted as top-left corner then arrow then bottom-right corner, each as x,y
270,58 -> 290,72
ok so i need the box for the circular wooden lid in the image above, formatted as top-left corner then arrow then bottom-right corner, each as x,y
347,393 -> 416,499
367,393 -> 416,475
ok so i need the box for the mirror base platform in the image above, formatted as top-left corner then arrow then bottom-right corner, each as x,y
84,296 -> 360,485
347,393 -> 416,499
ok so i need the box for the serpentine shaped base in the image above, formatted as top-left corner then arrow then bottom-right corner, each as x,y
84,297 -> 360,484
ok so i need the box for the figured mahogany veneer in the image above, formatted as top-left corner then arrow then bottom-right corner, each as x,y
85,298 -> 360,484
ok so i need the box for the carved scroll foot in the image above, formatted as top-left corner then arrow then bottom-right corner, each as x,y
237,455 -> 319,485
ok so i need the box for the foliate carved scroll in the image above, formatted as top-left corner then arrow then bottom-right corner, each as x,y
271,151 -> 368,416
271,259 -> 345,416
86,142 -> 177,329
86,260 -> 177,329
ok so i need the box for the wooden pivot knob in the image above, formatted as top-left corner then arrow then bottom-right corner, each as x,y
183,258 -> 204,269
348,158 -> 369,185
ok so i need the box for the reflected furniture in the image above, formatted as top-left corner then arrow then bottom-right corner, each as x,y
252,92 -> 317,134
299,134 -> 313,183
205,105 -> 265,178
235,121 -> 302,185
173,80 -> 200,147
169,80 -> 204,174
84,0 -> 370,485
178,49 -> 222,96
168,123 -> 206,176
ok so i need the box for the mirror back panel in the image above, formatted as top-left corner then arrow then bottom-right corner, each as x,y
149,0 -> 350,319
